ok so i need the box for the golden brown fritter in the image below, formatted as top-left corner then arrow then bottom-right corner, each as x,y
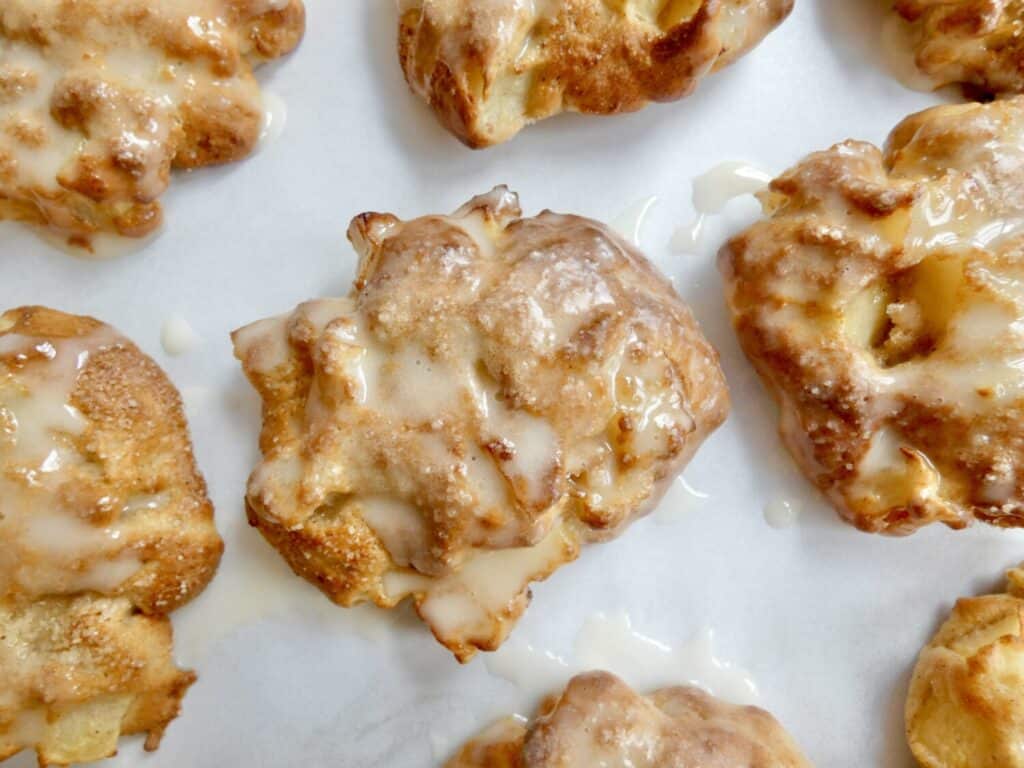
0,0 -> 304,247
0,306 -> 222,766
445,671 -> 812,768
398,0 -> 794,148
720,98 -> 1024,535
893,0 -> 1024,96
233,188 -> 729,661
0,598 -> 194,766
906,565 -> 1024,768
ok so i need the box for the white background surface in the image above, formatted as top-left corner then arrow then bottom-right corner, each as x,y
3,1 -> 1021,766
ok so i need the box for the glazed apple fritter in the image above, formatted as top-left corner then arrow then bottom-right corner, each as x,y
893,0 -> 1024,96
398,0 -> 794,148
445,671 -> 812,768
720,98 -> 1024,535
0,0 -> 304,247
233,188 -> 729,661
0,306 -> 222,766
906,565 -> 1024,768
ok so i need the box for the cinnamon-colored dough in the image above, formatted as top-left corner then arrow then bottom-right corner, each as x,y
0,306 -> 222,766
234,188 -> 728,660
399,0 -> 793,147
0,0 -> 304,247
720,98 -> 1024,534
906,565 -> 1024,768
446,671 -> 812,768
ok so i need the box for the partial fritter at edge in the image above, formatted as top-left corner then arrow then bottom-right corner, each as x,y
906,564 -> 1024,768
233,187 -> 729,661
720,97 -> 1024,535
399,0 -> 794,148
892,0 -> 1024,97
0,0 -> 305,249
0,306 -> 223,766
446,671 -> 812,768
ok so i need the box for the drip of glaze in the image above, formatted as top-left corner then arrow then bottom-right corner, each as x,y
172,524 -> 406,664
879,14 -> 939,94
483,612 -> 759,707
483,640 -> 572,704
36,227 -> 164,260
763,498 -> 801,529
609,196 -> 658,249
160,313 -> 202,357
671,162 -> 772,253
575,614 -> 760,705
0,328 -> 144,596
651,476 -> 710,525
258,91 -> 289,148
672,215 -> 705,254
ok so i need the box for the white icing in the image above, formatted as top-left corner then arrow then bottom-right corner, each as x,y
160,313 -> 202,356
385,526 -> 570,644
651,476 -> 710,525
359,497 -> 431,571
36,227 -> 165,260
670,215 -> 705,253
485,612 -> 760,706
0,328 -> 142,596
609,196 -> 658,249
763,498 -> 800,529
880,12 -> 939,94
172,537 -> 406,664
258,90 -> 289,148
672,162 -> 772,253
909,184 -> 1024,254
691,162 -> 772,214
574,614 -> 760,705
483,640 -> 572,704
479,389 -> 560,509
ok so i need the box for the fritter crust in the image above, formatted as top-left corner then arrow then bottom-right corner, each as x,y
446,671 -> 812,768
893,0 -> 1024,96
0,0 -> 304,246
905,566 -> 1024,768
233,188 -> 728,660
719,98 -> 1024,534
0,306 -> 222,765
0,597 -> 194,766
398,0 -> 794,148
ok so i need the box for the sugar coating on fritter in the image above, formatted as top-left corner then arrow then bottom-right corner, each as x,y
445,671 -> 812,768
233,188 -> 728,661
720,98 -> 1024,535
906,566 -> 1024,768
0,0 -> 304,247
398,0 -> 793,147
893,0 -> 1024,96
0,306 -> 222,766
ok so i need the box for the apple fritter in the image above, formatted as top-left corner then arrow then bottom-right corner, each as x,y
720,98 -> 1024,534
0,306 -> 222,765
0,0 -> 304,248
398,0 -> 794,147
445,671 -> 812,768
233,187 -> 728,660
0,597 -> 194,766
893,0 -> 1024,96
906,565 -> 1024,768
